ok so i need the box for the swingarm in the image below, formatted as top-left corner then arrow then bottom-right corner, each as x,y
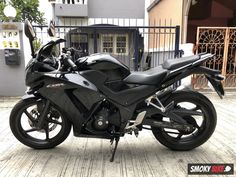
125,92 -> 198,134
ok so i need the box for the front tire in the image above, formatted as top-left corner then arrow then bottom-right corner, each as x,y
10,98 -> 71,149
152,90 -> 217,151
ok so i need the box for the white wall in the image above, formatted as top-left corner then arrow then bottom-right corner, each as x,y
0,23 -> 26,96
88,0 -> 145,18
39,0 -> 53,23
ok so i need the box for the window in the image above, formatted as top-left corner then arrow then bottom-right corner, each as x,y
70,33 -> 88,52
116,35 -> 127,54
70,34 -> 88,43
101,34 -> 128,55
102,35 -> 114,53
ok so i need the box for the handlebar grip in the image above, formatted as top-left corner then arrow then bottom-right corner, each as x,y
67,58 -> 77,70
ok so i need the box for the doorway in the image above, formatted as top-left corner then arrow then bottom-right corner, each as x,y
70,33 -> 89,56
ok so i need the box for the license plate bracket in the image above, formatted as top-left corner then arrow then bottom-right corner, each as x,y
206,75 -> 225,99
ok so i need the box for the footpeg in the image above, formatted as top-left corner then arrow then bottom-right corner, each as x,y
125,111 -> 146,130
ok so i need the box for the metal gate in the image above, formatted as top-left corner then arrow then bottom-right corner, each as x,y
34,22 -> 180,71
194,27 -> 236,89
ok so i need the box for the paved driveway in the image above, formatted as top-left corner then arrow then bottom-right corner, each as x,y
0,93 -> 235,177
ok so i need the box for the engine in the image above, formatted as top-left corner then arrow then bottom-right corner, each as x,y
92,108 -> 109,131
85,102 -> 121,132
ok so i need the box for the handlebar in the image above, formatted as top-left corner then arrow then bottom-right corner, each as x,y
67,58 -> 77,70
62,51 -> 77,71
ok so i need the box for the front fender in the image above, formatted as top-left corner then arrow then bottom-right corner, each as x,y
20,94 -> 82,136
21,94 -> 37,100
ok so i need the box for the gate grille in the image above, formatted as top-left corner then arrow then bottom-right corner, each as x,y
194,27 -> 236,89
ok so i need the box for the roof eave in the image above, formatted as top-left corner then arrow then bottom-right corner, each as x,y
147,0 -> 162,12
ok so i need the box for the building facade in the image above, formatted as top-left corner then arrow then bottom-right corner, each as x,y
147,0 -> 236,88
46,0 -> 146,69
51,0 -> 145,26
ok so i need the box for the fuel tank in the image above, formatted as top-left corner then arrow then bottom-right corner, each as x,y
79,53 -> 130,81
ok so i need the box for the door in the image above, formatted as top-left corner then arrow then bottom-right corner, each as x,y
193,27 -> 236,88
70,33 -> 88,57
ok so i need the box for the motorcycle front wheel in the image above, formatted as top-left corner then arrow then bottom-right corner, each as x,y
10,97 -> 71,149
151,90 -> 217,151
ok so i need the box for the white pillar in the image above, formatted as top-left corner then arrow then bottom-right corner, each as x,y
182,0 -> 192,43
180,43 -> 194,87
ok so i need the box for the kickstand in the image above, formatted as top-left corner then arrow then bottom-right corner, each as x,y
110,137 -> 120,162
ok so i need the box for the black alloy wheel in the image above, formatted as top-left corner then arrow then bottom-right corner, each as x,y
151,90 -> 217,151
10,98 -> 71,149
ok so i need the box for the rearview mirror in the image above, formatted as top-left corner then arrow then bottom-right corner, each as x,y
24,19 -> 36,57
48,20 -> 56,37
24,19 -> 36,41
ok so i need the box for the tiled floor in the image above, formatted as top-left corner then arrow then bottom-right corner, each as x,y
0,93 -> 235,177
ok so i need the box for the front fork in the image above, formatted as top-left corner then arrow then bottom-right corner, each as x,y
36,99 -> 51,129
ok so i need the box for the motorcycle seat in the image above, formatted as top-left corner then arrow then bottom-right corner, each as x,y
162,55 -> 200,70
123,66 -> 168,85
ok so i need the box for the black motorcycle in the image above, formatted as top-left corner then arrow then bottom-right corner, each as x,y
10,20 -> 224,162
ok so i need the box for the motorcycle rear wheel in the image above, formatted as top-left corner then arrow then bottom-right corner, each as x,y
10,98 -> 71,149
151,90 -> 217,151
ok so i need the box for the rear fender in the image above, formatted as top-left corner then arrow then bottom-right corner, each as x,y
206,75 -> 225,98
196,66 -> 225,98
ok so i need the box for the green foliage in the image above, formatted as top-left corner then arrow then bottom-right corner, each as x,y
0,1 -> 8,22
33,38 -> 42,51
0,0 -> 46,25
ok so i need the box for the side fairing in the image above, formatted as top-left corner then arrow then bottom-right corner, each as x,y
40,73 -> 102,110
38,73 -> 103,133
63,73 -> 98,91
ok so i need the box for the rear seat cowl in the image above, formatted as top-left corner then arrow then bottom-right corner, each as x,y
162,55 -> 200,70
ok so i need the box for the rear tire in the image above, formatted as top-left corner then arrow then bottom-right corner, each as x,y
151,90 -> 217,151
10,98 -> 71,149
